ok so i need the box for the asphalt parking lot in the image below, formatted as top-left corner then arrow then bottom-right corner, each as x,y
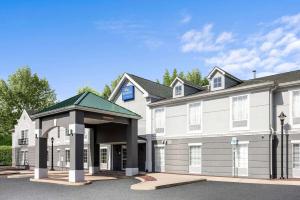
1,176 -> 300,200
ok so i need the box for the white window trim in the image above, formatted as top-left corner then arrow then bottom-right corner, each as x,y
292,141 -> 300,178
188,143 -> 203,146
289,90 -> 300,129
232,141 -> 249,177
153,107 -> 166,136
229,94 -> 250,131
174,84 -> 184,98
211,75 -> 225,91
187,101 -> 203,134
188,143 -> 202,174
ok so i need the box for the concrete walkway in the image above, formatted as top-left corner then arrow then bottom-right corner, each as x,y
200,175 -> 300,186
131,173 -> 206,190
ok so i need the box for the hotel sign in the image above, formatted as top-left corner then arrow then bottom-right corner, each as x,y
122,85 -> 135,101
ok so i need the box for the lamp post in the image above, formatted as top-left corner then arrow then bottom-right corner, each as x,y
50,137 -> 54,171
278,112 -> 286,179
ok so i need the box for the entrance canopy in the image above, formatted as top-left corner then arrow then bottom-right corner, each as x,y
32,92 -> 141,183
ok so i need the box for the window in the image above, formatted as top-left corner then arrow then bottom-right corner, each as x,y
154,108 -> 165,134
100,148 -> 107,164
231,95 -> 249,129
83,149 -> 88,163
189,144 -> 202,174
175,85 -> 183,96
213,77 -> 222,88
188,102 -> 202,132
122,146 -> 127,170
292,90 -> 300,126
293,144 -> 300,169
65,149 -> 70,163
233,143 -> 248,176
21,130 -> 28,139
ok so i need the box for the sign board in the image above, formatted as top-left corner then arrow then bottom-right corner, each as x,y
231,137 -> 238,145
122,85 -> 135,101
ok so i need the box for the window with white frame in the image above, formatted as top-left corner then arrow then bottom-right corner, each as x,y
175,85 -> 183,96
188,102 -> 202,132
65,149 -> 70,163
154,108 -> 165,134
231,95 -> 249,129
292,90 -> 300,126
293,144 -> 300,169
100,148 -> 108,164
233,143 -> 248,176
189,144 -> 202,174
213,77 -> 222,88
83,149 -> 88,163
21,130 -> 28,139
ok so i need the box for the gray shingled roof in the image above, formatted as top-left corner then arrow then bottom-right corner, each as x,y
176,77 -> 207,90
127,73 -> 173,99
234,69 -> 300,88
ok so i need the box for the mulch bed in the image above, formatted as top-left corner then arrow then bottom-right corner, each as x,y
138,175 -> 157,182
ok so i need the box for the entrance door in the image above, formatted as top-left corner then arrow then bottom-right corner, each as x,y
121,145 -> 127,170
233,143 -> 248,177
20,150 -> 28,165
84,148 -> 88,169
100,147 -> 108,170
293,143 -> 300,178
189,144 -> 202,174
57,150 -> 61,167
155,146 -> 165,172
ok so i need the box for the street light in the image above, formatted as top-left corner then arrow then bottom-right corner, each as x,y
278,112 -> 286,179
50,137 -> 54,171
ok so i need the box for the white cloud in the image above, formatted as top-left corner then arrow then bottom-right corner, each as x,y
216,32 -> 233,44
181,24 -> 233,53
180,14 -> 192,24
182,13 -> 300,78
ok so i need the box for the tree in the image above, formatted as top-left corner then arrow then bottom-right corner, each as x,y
172,68 -> 178,82
101,74 -> 122,99
101,85 -> 112,99
0,67 -> 56,145
185,68 -> 208,86
77,86 -> 101,96
163,69 -> 172,86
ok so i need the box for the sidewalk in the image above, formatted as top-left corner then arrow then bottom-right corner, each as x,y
131,173 -> 300,190
131,173 -> 206,190
201,175 -> 300,186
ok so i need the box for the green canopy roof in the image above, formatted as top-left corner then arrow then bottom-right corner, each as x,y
36,92 -> 140,118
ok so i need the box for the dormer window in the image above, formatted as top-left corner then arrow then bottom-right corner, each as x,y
175,85 -> 183,96
213,77 -> 222,88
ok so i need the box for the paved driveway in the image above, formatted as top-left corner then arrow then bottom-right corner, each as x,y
1,176 -> 300,200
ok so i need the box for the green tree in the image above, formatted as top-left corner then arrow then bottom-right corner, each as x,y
101,85 -> 112,99
163,69 -> 172,86
172,68 -> 178,82
77,86 -> 101,96
101,74 -> 122,99
0,67 -> 56,145
185,68 -> 208,86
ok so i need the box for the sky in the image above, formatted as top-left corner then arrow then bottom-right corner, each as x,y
1,0 -> 300,100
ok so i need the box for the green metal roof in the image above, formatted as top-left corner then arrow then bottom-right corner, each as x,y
37,92 -> 140,118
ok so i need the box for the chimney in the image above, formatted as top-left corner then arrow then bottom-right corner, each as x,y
252,70 -> 256,79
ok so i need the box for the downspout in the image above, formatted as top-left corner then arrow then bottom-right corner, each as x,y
269,83 -> 278,179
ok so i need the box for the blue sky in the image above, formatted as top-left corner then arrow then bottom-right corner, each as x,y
1,0 -> 300,100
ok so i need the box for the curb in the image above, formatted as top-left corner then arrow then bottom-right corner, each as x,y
30,178 -> 92,186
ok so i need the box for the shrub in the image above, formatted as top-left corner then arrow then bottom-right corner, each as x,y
0,146 -> 12,166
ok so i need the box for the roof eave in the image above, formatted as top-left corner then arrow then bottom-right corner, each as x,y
149,81 -> 275,107
31,105 -> 141,120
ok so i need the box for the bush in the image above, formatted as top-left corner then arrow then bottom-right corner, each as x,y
0,146 -> 12,166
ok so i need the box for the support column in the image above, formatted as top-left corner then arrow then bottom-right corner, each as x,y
88,127 -> 100,175
34,118 -> 48,179
126,119 -> 139,176
146,134 -> 153,172
69,111 -> 85,183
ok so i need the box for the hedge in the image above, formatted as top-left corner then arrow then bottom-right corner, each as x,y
0,146 -> 12,166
